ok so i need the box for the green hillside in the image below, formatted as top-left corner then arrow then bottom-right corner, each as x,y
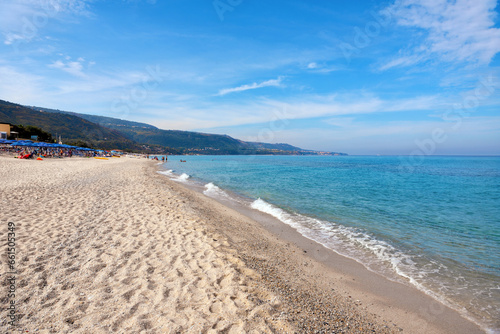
104,127 -> 259,154
0,100 -> 152,151
29,107 -> 264,154
32,106 -> 157,130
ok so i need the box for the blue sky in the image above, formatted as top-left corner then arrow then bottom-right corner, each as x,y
0,0 -> 499,155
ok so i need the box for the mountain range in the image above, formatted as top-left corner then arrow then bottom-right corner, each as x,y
0,99 -> 347,155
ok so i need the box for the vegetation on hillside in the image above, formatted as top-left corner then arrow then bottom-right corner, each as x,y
10,124 -> 54,142
0,100 -> 159,152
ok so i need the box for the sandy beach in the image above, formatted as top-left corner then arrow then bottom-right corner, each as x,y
0,156 -> 484,333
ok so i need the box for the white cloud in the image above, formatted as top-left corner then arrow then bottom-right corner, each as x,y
379,55 -> 423,71
323,117 -> 355,127
49,58 -> 87,78
217,77 -> 284,96
250,117 -> 500,154
0,0 -> 92,45
259,93 -> 440,121
145,92 -> 442,131
314,67 -> 340,74
4,33 -> 26,45
305,61 -> 340,73
382,0 -> 500,69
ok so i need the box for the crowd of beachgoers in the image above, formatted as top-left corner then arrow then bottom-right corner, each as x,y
0,139 -> 107,159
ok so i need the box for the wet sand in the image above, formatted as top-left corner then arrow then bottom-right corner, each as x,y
0,156 -> 484,333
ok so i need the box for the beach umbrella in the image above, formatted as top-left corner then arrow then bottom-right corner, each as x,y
10,140 -> 36,146
16,140 -> 34,145
60,144 -> 77,149
11,142 -> 30,146
39,143 -> 56,147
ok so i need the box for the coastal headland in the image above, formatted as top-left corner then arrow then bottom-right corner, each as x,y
0,156 -> 484,333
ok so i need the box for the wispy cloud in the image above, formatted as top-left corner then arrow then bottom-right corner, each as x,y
306,62 -> 339,73
307,62 -> 318,69
229,115 -> 500,154
48,57 -> 89,78
286,117 -> 500,154
217,77 -> 284,96
381,0 -> 500,70
379,55 -> 423,71
145,92 -> 443,131
0,0 -> 92,45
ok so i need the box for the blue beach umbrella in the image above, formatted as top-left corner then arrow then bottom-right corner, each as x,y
11,142 -> 30,147
0,139 -> 14,144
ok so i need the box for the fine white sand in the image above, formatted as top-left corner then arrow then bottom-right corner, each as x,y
0,157 -> 292,333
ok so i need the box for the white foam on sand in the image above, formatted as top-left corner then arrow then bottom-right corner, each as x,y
157,170 -> 190,182
158,169 -> 174,176
203,182 -> 233,200
177,173 -> 190,182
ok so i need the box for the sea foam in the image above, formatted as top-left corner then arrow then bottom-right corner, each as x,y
250,198 -> 419,282
158,169 -> 174,176
157,170 -> 190,182
203,182 -> 231,199
248,197 -> 480,328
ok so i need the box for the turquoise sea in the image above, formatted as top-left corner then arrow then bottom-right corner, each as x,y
158,155 -> 500,333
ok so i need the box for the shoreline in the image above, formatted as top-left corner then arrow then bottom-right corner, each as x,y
0,156 -> 485,333
156,163 -> 487,334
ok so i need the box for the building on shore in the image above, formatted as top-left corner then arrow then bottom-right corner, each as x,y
0,123 -> 11,139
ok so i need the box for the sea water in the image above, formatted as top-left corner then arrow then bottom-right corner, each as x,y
159,155 -> 500,332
